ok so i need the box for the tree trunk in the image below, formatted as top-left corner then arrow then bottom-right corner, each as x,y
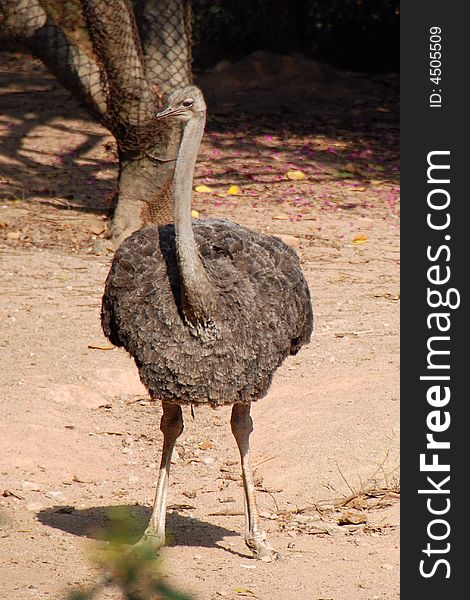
80,0 -> 192,243
110,121 -> 181,246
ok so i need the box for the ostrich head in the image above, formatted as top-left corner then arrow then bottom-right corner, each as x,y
156,86 -> 206,123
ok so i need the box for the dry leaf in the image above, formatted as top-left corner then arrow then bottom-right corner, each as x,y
195,184 -> 212,193
191,209 -> 200,218
352,234 -> 368,244
182,490 -> 197,499
199,439 -> 214,450
272,214 -> 289,221
227,185 -> 241,195
338,510 -> 367,525
286,170 -> 306,180
2,489 -> 23,500
345,496 -> 367,510
89,224 -> 105,236
88,344 -> 115,351
276,234 -> 301,249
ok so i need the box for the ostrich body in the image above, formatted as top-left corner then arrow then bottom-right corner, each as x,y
101,86 -> 313,561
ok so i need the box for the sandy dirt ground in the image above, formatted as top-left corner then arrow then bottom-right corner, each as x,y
0,52 -> 399,599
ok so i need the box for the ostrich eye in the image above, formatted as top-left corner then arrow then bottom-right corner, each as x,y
182,98 -> 194,108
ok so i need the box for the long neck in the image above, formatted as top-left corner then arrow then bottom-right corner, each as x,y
173,113 -> 215,330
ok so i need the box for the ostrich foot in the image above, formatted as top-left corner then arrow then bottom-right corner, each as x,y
132,529 -> 166,554
246,532 -> 282,562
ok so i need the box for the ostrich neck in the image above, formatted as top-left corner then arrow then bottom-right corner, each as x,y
173,114 -> 215,328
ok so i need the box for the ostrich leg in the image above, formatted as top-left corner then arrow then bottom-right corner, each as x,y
139,401 -> 183,549
231,403 -> 281,561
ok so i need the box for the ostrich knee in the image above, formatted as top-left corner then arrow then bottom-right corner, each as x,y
160,402 -> 184,442
230,403 -> 253,451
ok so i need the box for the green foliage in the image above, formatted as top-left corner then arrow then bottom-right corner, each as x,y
65,508 -> 193,600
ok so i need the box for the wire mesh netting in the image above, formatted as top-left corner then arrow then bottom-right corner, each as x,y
0,0 -> 192,152
80,0 -> 192,152
134,0 -> 192,89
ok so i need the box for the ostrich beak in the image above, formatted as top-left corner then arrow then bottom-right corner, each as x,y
156,106 -> 183,120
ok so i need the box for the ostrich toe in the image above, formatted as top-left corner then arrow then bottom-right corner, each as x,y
133,528 -> 166,553
247,532 -> 282,562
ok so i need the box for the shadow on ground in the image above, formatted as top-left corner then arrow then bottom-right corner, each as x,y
0,51 -> 399,220
37,504 -> 240,551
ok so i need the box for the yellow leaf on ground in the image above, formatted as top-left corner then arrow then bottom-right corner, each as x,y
88,344 -> 115,351
195,185 -> 212,193
233,588 -> 258,597
272,214 -> 289,220
286,170 -> 306,180
191,209 -> 200,218
227,185 -> 241,195
353,234 -> 368,244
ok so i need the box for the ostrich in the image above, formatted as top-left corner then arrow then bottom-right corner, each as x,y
101,86 -> 313,561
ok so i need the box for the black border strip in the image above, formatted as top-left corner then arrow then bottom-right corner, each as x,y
401,2 -> 468,597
